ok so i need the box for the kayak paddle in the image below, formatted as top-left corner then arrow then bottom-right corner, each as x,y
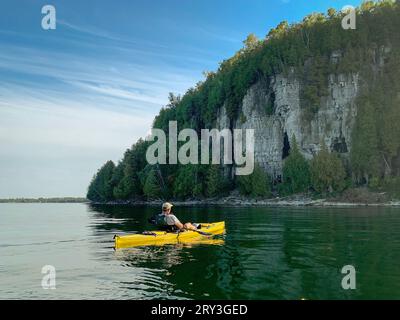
192,229 -> 212,236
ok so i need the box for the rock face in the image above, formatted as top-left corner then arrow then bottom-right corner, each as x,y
217,69 -> 360,179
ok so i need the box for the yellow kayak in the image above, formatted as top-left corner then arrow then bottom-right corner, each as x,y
114,221 -> 225,249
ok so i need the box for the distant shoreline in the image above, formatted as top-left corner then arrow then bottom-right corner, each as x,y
2,196 -> 399,207
0,197 -> 88,203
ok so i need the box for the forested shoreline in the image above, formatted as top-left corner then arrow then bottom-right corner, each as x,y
87,1 -> 400,204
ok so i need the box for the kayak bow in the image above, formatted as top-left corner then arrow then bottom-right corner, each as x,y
114,221 -> 225,249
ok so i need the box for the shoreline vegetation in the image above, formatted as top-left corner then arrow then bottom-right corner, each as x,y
91,199 -> 400,208
90,188 -> 400,207
1,189 -> 399,206
0,197 -> 88,203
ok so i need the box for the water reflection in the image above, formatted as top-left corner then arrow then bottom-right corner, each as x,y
86,204 -> 400,299
114,238 -> 225,265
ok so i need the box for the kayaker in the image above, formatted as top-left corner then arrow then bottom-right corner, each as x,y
150,202 -> 198,232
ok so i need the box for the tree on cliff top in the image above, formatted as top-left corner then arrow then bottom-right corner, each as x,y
243,33 -> 260,50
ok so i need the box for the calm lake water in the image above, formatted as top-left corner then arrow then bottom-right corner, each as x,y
1,203 -> 400,300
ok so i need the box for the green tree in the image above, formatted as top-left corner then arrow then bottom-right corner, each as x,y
205,165 -> 223,197
167,92 -> 181,108
350,100 -> 380,184
377,51 -> 400,177
237,165 -> 271,197
143,169 -> 162,199
267,21 -> 289,39
282,136 -> 311,194
87,161 -> 116,202
173,165 -> 201,199
112,161 -> 126,199
112,140 -> 149,200
243,33 -> 260,50
327,8 -> 337,18
311,142 -> 346,194
360,0 -> 376,12
300,54 -> 329,119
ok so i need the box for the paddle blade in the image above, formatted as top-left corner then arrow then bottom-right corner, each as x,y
195,230 -> 212,236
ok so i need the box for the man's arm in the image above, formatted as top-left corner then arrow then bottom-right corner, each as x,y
171,215 -> 184,229
175,221 -> 184,229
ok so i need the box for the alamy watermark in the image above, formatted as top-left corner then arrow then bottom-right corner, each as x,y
341,265 -> 356,290
41,265 -> 56,289
41,5 -> 56,30
146,121 -> 255,175
341,5 -> 356,30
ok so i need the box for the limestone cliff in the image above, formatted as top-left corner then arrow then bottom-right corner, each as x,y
217,56 -> 367,180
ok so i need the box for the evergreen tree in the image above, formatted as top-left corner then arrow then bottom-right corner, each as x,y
237,165 -> 271,197
311,142 -> 346,193
205,165 -> 223,197
282,136 -> 311,194
173,165 -> 200,199
377,50 -> 400,177
87,161 -> 116,202
112,161 -> 126,199
350,100 -> 380,184
143,169 -> 162,199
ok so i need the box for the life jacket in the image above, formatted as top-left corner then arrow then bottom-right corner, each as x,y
148,213 -> 179,232
148,213 -> 166,226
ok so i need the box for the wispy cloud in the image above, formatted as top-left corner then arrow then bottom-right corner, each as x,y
0,44 -> 198,111
0,27 -> 201,197
56,20 -> 221,66
0,77 -> 158,197
58,20 -> 169,50
0,94 -> 154,151
67,81 -> 166,105
0,6 -> 236,197
0,94 -> 154,197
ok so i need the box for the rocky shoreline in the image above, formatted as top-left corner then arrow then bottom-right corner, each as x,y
92,195 -> 400,208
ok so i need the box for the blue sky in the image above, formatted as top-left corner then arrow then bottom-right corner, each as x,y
0,0 -> 363,197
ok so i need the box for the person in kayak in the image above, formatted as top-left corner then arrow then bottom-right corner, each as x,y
150,202 -> 198,232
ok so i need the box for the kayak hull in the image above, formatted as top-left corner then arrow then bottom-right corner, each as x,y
114,221 -> 225,249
